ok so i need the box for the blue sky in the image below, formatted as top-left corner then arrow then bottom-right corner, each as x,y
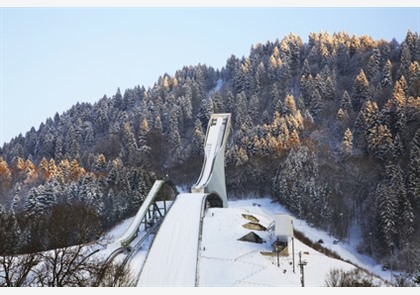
1,7 -> 419,146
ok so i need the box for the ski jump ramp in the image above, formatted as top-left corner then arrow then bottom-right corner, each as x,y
103,179 -> 167,267
137,113 -> 231,287
191,113 -> 231,207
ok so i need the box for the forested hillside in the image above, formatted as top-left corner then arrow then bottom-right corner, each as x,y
1,30 -> 419,274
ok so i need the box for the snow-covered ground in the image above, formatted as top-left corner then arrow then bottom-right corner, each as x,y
97,196 -> 410,288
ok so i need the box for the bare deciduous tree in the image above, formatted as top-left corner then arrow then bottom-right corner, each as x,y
0,252 -> 40,286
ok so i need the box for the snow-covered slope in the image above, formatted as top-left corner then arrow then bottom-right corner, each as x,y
198,205 -> 351,287
99,197 -> 398,287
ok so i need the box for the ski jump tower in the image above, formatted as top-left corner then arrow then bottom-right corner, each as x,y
136,113 -> 232,287
191,113 -> 231,208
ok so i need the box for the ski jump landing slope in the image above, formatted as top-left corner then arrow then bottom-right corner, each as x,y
136,193 -> 206,287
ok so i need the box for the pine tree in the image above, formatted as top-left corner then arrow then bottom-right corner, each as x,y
82,121 -> 94,146
299,74 -> 315,108
107,158 -> 123,186
351,69 -> 371,112
235,146 -> 249,166
255,61 -> 266,94
0,157 -> 12,195
392,80 -> 407,131
262,110 -> 271,125
78,173 -> 104,216
224,91 -> 235,116
154,115 -> 163,133
279,61 -> 292,96
138,117 -> 151,158
392,133 -> 404,160
0,204 -> 21,253
168,111 -> 182,161
324,76 -> 336,101
248,95 -> 260,124
335,41 -> 350,74
59,158 -> 71,183
415,35 -> 420,61
267,50 -> 281,81
191,119 -> 205,157
11,194 -> 22,214
404,29 -> 417,58
212,92 -> 224,114
70,159 -> 85,182
391,164 -> 414,250
54,136 -> 64,162
47,159 -> 58,180
375,179 -> 397,255
341,90 -> 353,115
94,154 -> 107,172
122,121 -> 139,164
25,185 -> 58,222
283,94 -> 297,116
381,59 -> 393,88
270,83 -> 282,115
301,58 -> 311,77
278,120 -> 290,150
234,92 -> 249,129
309,88 -> 323,117
342,128 -> 353,158
367,48 -> 381,82
36,158 -> 47,181
375,163 -> 412,255
180,93 -> 193,127
398,75 -> 409,97
272,146 -> 326,226
22,159 -> 35,184
376,124 -> 394,162
197,97 -> 214,131
281,33 -> 303,78
350,34 -> 361,58
407,129 -> 420,207
14,157 -> 25,173
408,61 -> 420,97
234,59 -> 251,95
364,100 -> 381,156
336,108 -> 347,122
398,42 -> 412,80
397,190 -> 415,249
113,87 -> 123,110
288,129 -> 300,149
64,123 -> 82,161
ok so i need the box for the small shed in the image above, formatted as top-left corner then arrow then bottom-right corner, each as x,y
274,214 -> 294,243
238,231 -> 264,244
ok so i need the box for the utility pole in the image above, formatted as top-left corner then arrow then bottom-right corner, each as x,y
298,251 -> 307,287
292,237 -> 295,273
273,239 -> 281,267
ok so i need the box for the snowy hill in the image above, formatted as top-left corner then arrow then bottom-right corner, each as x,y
99,197 -> 398,287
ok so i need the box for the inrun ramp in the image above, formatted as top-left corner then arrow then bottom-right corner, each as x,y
110,180 -> 165,249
